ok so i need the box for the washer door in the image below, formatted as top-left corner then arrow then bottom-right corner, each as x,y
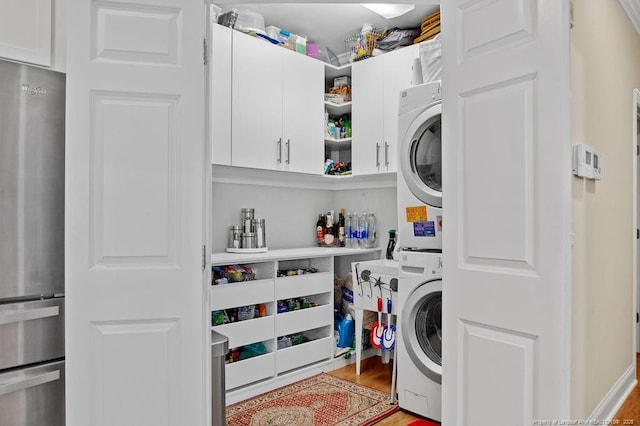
399,103 -> 442,208
401,279 -> 442,383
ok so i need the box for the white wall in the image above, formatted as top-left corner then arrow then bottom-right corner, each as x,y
211,182 -> 397,255
571,0 -> 640,418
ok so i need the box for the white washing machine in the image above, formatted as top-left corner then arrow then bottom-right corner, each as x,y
397,81 -> 443,251
397,251 -> 442,421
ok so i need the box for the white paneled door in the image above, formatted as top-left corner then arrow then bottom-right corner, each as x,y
441,0 -> 572,425
66,0 -> 207,425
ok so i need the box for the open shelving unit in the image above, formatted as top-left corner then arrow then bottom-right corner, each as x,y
324,63 -> 353,173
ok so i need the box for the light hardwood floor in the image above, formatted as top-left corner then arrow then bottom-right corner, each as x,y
613,353 -> 640,423
331,353 -> 640,425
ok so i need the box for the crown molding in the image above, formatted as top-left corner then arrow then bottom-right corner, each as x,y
618,0 -> 640,37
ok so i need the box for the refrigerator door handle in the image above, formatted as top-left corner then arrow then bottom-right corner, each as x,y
0,306 -> 59,325
0,370 -> 60,396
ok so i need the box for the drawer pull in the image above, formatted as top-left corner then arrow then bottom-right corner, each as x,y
0,306 -> 59,325
0,370 -> 60,396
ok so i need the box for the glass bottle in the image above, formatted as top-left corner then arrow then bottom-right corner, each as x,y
316,213 -> 325,246
324,212 -> 335,246
338,209 -> 346,247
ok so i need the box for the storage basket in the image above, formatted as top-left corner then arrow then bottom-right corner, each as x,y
344,27 -> 386,62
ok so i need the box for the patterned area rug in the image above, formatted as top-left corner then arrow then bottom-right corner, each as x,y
226,374 -> 398,426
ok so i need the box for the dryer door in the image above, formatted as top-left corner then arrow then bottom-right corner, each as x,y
401,278 -> 442,383
399,103 -> 442,208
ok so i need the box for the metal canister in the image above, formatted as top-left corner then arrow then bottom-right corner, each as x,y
251,218 -> 266,248
228,226 -> 242,249
241,208 -> 254,233
241,232 -> 256,249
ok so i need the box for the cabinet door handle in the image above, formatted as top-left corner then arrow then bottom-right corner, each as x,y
384,142 -> 390,167
286,139 -> 290,164
276,138 -> 282,163
376,143 -> 381,167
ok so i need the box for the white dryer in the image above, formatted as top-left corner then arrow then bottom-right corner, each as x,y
397,81 -> 442,251
397,251 -> 442,421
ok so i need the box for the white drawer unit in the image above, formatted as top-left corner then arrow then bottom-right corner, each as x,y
210,248 -> 382,403
276,303 -> 332,337
226,352 -> 275,390
214,316 -> 274,349
210,278 -> 274,311
276,272 -> 332,300
276,336 -> 333,374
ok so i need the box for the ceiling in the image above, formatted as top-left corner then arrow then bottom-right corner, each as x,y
222,3 -> 440,58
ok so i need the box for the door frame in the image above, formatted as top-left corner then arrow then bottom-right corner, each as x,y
634,88 -> 640,353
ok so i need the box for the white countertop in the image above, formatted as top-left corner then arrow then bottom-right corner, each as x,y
211,247 -> 381,265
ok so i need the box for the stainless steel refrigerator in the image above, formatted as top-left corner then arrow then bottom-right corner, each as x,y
0,59 -> 65,425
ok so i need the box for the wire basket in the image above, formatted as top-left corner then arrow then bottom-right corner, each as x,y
345,27 -> 386,62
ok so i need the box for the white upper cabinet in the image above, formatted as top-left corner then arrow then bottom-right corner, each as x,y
281,49 -> 324,174
231,31 -> 324,174
210,24 -> 232,166
352,44 -> 420,175
0,0 -> 52,67
351,55 -> 385,175
382,44 -> 421,173
0,0 -> 66,72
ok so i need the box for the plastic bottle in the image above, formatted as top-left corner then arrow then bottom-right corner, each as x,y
359,211 -> 368,248
385,229 -> 397,259
295,35 -> 307,55
351,212 -> 360,247
343,117 -> 352,138
345,212 -> 354,248
337,313 -> 355,348
366,212 -> 377,248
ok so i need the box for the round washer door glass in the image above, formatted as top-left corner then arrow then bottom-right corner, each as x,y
401,279 -> 442,383
415,291 -> 442,366
413,118 -> 442,195
400,103 -> 442,208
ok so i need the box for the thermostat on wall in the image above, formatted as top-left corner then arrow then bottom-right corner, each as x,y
591,152 -> 601,180
573,144 -> 600,180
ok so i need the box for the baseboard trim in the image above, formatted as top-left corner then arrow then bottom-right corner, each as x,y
588,361 -> 637,421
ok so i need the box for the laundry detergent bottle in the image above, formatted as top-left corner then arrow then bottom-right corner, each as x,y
337,313 -> 355,348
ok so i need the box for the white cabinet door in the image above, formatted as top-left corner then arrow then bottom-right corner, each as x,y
352,47 -> 419,176
282,50 -> 324,174
232,32 -> 284,170
382,44 -> 420,173
441,0 -> 572,424
351,56 -> 384,175
0,0 -> 52,66
66,0 -> 207,425
210,24 -> 232,166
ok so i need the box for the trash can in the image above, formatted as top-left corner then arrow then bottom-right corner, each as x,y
211,330 -> 229,426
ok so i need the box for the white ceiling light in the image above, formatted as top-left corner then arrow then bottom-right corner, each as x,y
361,4 -> 415,19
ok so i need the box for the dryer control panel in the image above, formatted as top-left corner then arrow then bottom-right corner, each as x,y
399,251 -> 442,277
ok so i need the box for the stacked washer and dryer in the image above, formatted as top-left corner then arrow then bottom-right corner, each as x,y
395,73 -> 443,421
